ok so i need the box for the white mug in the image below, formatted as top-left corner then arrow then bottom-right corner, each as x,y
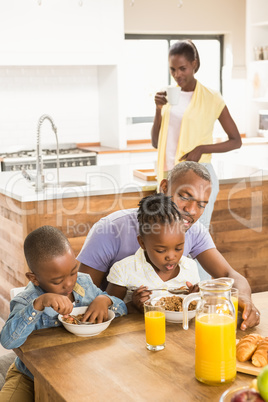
166,85 -> 181,105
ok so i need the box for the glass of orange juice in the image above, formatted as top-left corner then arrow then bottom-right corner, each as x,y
144,300 -> 166,351
231,288 -> 239,328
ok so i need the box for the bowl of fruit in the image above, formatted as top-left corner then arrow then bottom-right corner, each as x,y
220,365 -> 268,402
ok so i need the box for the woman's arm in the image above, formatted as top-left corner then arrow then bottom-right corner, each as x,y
180,106 -> 242,161
151,91 -> 167,148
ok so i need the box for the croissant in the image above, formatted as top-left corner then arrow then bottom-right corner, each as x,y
252,338 -> 268,367
236,334 -> 264,362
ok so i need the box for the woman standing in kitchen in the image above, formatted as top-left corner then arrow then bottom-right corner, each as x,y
151,39 -> 242,240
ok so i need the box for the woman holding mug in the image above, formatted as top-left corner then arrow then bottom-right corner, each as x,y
151,39 -> 242,234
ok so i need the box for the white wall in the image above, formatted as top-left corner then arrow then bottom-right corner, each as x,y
0,66 -> 100,151
0,0 -> 248,152
124,0 -> 246,69
0,0 -> 125,152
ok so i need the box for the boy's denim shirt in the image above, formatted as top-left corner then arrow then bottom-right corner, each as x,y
0,272 -> 127,380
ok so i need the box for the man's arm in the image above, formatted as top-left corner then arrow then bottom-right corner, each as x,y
197,248 -> 260,330
106,282 -> 127,300
79,263 -> 105,288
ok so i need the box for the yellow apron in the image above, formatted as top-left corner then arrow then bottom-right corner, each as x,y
156,81 -> 225,183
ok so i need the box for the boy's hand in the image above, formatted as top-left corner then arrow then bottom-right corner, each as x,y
81,295 -> 112,324
33,293 -> 74,315
132,285 -> 152,312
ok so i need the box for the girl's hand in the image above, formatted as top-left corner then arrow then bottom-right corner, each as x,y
81,295 -> 112,324
179,146 -> 203,162
186,281 -> 199,294
132,285 -> 152,312
34,293 -> 74,315
154,91 -> 167,110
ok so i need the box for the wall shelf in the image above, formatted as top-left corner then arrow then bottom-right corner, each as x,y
250,60 -> 268,65
251,21 -> 268,27
252,97 -> 268,103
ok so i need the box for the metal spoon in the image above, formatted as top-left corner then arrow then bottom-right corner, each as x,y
68,314 -> 94,325
129,286 -> 189,295
166,288 -> 189,295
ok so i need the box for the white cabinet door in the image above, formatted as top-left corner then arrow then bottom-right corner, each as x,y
0,0 -> 123,65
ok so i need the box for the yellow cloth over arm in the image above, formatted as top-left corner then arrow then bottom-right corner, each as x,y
156,81 -> 225,183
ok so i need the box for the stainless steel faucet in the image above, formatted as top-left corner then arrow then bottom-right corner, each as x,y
36,114 -> 60,191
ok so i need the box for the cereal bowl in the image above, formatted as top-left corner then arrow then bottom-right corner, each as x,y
151,294 -> 196,323
58,306 -> 115,337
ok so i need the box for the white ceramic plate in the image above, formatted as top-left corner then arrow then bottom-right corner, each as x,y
151,294 -> 196,323
58,306 -> 115,337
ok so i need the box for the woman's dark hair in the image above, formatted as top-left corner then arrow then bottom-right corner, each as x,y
137,193 -> 182,237
169,39 -> 200,73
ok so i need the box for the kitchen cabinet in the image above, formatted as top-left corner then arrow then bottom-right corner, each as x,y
246,0 -> 268,136
0,0 -> 124,66
212,139 -> 268,171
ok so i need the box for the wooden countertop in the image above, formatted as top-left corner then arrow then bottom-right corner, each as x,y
77,137 -> 268,155
77,140 -> 157,154
14,292 -> 268,402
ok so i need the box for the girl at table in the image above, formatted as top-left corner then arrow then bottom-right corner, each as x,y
106,193 -> 200,312
0,225 -> 127,402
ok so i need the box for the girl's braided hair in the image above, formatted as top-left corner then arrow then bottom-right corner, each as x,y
137,193 -> 182,237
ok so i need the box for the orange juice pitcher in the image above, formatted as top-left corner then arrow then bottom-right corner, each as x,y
183,278 -> 236,385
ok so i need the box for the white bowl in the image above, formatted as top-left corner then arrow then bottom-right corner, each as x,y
58,306 -> 115,337
151,294 -> 196,323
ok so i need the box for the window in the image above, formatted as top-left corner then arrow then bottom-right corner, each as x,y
123,35 -> 223,139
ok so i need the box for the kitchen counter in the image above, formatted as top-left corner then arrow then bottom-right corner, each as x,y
77,136 -> 268,154
0,161 -> 267,203
0,163 -> 158,203
77,140 -> 157,154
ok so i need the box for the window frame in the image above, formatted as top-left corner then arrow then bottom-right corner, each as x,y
124,34 -> 224,93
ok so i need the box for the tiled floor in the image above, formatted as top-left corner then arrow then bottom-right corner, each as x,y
0,318 -> 9,357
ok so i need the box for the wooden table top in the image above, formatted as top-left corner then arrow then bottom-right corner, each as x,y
14,292 -> 268,402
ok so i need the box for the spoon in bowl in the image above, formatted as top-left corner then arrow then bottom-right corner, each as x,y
68,314 -> 94,325
128,286 -> 189,295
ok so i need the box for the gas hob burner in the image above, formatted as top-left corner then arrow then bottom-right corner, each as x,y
1,147 -> 97,171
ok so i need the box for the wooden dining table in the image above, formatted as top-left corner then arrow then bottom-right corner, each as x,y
14,292 -> 268,402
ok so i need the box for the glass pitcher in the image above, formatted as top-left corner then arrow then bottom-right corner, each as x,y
183,278 -> 236,385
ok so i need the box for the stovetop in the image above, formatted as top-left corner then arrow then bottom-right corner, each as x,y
1,147 -> 94,159
1,146 -> 97,171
